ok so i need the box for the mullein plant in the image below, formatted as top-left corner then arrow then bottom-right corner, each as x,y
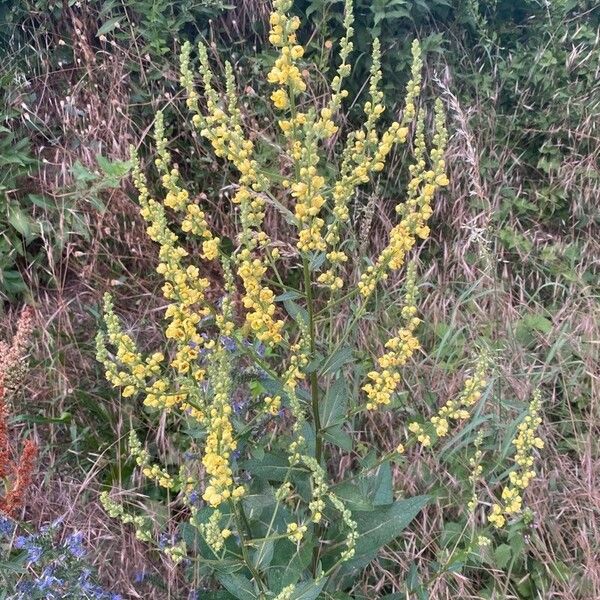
96,0 -> 544,596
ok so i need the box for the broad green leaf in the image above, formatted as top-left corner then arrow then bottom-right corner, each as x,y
276,290 -> 303,301
320,346 -> 354,376
268,538 -> 312,591
290,578 -> 328,600
371,461 -> 393,506
320,377 -> 348,429
7,205 -> 36,238
341,496 -> 429,570
494,544 -> 512,569
242,453 -> 294,482
97,16 -> 121,36
323,426 -> 353,451
284,298 -> 309,325
251,539 -> 274,571
334,481 -> 375,511
216,573 -> 258,600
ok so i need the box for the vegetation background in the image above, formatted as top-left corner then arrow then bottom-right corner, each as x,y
0,0 -> 598,598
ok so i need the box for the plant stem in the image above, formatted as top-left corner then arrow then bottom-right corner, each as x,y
304,258 -> 322,465
230,499 -> 267,595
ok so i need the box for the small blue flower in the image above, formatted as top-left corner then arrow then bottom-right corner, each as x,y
65,531 -> 86,558
14,533 -> 43,563
0,515 -> 14,537
133,570 -> 147,584
158,532 -> 170,549
26,544 -> 43,563
35,565 -> 63,591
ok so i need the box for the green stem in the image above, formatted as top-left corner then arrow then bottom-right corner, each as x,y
304,258 -> 322,465
230,500 -> 267,595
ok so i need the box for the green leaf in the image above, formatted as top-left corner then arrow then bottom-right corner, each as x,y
320,377 -> 348,429
323,426 -> 353,451
334,481 -> 375,511
241,452 -> 294,482
97,16 -> 121,36
371,461 -> 393,506
342,496 -> 429,569
290,579 -> 328,600
320,346 -> 354,376
276,290 -> 303,301
251,539 -> 274,571
283,298 -> 309,325
268,539 -> 312,591
494,544 -> 512,569
7,205 -> 36,239
215,573 -> 258,600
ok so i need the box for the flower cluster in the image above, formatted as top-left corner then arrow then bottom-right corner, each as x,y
319,38 -> 413,290
201,343 -> 245,508
198,509 -> 232,554
183,42 -> 284,347
0,305 -> 34,398
154,111 -> 220,260
268,0 -> 306,105
363,262 -> 420,410
428,352 -> 490,438
409,352 -> 490,447
489,391 -> 544,528
2,518 -> 122,599
129,430 -> 175,490
358,97 -> 448,298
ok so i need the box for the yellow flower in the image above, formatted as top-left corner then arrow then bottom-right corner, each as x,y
271,88 -> 289,109
364,263 -> 420,409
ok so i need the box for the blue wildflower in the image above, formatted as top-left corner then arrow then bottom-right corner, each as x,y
0,515 -> 14,537
35,566 -> 63,591
220,336 -> 236,352
65,531 -> 86,558
14,533 -> 43,563
133,570 -> 147,584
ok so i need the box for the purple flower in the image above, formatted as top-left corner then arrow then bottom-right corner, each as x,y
36,566 -> 63,591
220,336 -> 236,352
14,534 -> 43,563
133,570 -> 147,584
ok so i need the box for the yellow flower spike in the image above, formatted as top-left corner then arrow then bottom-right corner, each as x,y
282,320 -> 311,427
201,342 -> 240,508
402,40 -> 423,124
358,92 -> 448,299
323,38 -> 419,291
363,263 -> 420,410
96,293 -> 170,401
131,147 -> 211,372
488,390 -> 544,528
182,44 -> 282,346
427,352 -> 491,440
